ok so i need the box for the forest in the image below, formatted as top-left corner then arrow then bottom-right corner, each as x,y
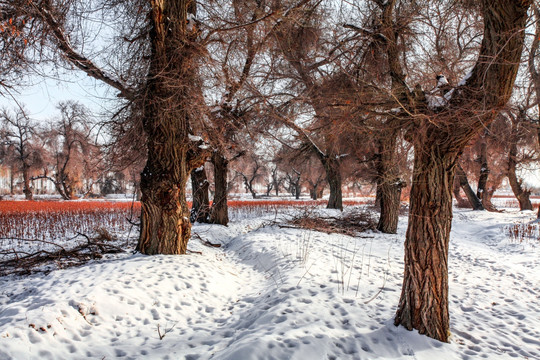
1,0 -> 539,359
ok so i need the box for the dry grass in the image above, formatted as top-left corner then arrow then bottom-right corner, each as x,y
287,208 -> 377,236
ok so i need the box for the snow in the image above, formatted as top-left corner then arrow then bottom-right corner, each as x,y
458,71 -> 473,87
427,94 -> 447,109
189,134 -> 203,142
516,165 -> 540,192
1,207 -> 539,359
436,75 -> 449,87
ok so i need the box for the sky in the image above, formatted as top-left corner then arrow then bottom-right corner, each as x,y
0,69 -> 115,123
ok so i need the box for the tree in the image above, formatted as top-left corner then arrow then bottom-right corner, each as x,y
506,108 -> 535,211
392,0 -> 531,342
0,107 -> 43,200
454,163 -> 484,210
2,0 -> 213,254
236,154 -> 265,199
269,3 -> 357,210
190,164 -> 211,223
37,102 -> 101,200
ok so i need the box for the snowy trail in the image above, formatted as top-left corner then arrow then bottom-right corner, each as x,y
0,220 -> 271,359
449,210 -> 540,360
1,208 -> 539,359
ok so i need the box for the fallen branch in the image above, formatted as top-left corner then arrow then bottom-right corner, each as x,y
0,230 -> 125,276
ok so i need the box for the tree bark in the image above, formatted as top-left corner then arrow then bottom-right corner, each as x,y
137,0 -> 207,255
210,151 -> 229,226
22,163 -> 33,200
395,147 -> 457,342
376,130 -> 404,234
455,164 -> 484,210
507,135 -> 533,210
476,139 -> 489,203
452,177 -> 470,208
323,156 -> 342,210
190,165 -> 211,223
394,0 -> 531,342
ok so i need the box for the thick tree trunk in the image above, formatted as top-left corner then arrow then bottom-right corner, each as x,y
395,147 -> 457,342
310,188 -> 317,200
211,151 -> 229,226
376,131 -> 404,234
190,165 -> 211,223
455,164 -> 484,210
395,0 -> 531,342
323,156 -> 342,210
137,0 -> 206,255
508,167 -> 533,211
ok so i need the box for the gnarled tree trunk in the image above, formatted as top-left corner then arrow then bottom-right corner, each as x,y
394,0 -> 531,342
323,156 -> 342,210
395,146 -> 457,341
455,164 -> 484,210
210,151 -> 229,226
376,129 -> 404,234
137,0 -> 207,255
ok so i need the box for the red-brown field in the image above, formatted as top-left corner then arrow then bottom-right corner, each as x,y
0,199 -> 372,243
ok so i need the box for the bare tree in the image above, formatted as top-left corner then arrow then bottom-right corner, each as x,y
387,0 -> 531,342
0,107 -> 43,200
34,102 -> 101,200
236,154 -> 265,199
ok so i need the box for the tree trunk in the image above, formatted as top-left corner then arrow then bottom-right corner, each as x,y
455,164 -> 484,210
137,0 -> 207,255
190,165 -> 211,223
507,126 -> 533,211
452,177 -> 470,208
395,0 -> 531,342
323,156 -> 342,210
376,131 -> 403,234
22,164 -> 33,200
476,140 -> 489,203
395,147 -> 457,342
9,164 -> 15,195
211,151 -> 229,226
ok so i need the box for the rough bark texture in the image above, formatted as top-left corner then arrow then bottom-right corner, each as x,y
455,164 -> 484,210
394,0 -> 531,342
137,0 -> 207,255
190,166 -> 211,223
210,151 -> 229,226
376,130 -> 404,234
452,177 -> 470,208
323,156 -> 342,210
395,147 -> 457,341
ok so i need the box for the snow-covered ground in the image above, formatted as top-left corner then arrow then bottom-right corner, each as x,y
0,206 -> 539,359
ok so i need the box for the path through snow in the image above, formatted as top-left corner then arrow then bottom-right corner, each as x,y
0,209 -> 539,359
